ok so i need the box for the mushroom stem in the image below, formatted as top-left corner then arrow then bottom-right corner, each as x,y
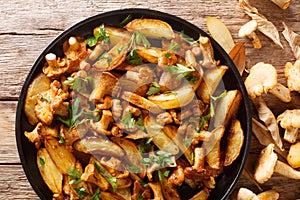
274,160 -> 300,179
68,37 -> 80,51
283,128 -> 298,144
269,0 -> 290,9
268,83 -> 291,103
248,32 -> 262,49
238,20 -> 262,49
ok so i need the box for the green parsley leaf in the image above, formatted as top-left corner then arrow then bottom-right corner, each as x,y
140,181 -> 149,187
190,151 -> 195,162
136,115 -> 145,130
64,76 -> 94,93
210,90 -> 227,117
184,137 -> 193,147
141,150 -> 174,168
126,49 -> 143,65
165,52 -> 172,59
139,138 -> 153,153
135,32 -> 151,48
128,166 -> 141,173
158,170 -> 170,182
166,64 -> 195,80
94,162 -> 118,193
39,157 -> 45,166
67,167 -> 82,185
168,40 -> 181,52
121,111 -> 136,129
58,134 -> 65,145
120,15 -> 132,27
74,186 -> 89,198
197,115 -> 210,133
38,94 -> 51,103
146,82 -> 161,96
185,76 -> 199,84
90,188 -> 101,200
86,24 -> 109,47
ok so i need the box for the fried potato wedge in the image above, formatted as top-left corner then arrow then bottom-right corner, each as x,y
73,137 -> 125,157
144,116 -> 180,155
44,136 -> 76,174
213,90 -> 242,128
204,125 -> 225,169
100,26 -> 131,46
93,38 -> 129,71
148,84 -> 195,109
111,137 -> 146,176
196,65 -> 228,104
257,190 -> 279,200
136,46 -> 164,63
125,18 -> 175,39
25,73 -> 51,125
37,148 -> 63,194
121,91 -> 163,114
190,188 -> 210,200
101,191 -> 127,200
224,119 -> 244,166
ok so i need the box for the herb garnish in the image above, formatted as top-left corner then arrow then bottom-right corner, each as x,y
120,15 -> 132,27
39,157 -> 45,166
94,162 -> 118,193
158,169 -> 170,182
73,186 -> 89,198
64,76 -> 94,93
139,138 -> 153,153
67,167 -> 82,185
141,150 -> 174,167
126,49 -> 143,65
86,24 -> 109,47
128,165 -> 141,173
121,111 -> 144,130
166,64 -> 195,80
168,40 -> 181,52
38,94 -> 51,103
58,134 -> 65,145
146,82 -> 161,96
90,188 -> 101,200
56,98 -> 89,130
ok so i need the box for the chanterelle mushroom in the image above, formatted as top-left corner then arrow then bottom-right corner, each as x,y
237,188 -> 259,200
254,143 -> 278,184
244,62 -> 291,102
277,109 -> 300,143
284,60 -> 300,93
238,20 -> 262,49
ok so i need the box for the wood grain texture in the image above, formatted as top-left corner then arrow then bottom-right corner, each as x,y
1,0 -> 300,199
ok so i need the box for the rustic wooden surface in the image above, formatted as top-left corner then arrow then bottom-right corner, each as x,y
1,0 -> 300,199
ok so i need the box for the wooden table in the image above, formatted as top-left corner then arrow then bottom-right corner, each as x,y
1,0 -> 300,199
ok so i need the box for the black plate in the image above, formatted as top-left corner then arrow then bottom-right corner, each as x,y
16,8 -> 251,200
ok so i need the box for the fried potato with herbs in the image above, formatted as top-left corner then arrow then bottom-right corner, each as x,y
22,16 -> 245,200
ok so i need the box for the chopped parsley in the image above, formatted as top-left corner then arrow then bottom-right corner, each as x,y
64,76 -> 94,93
126,49 -> 143,65
166,64 -> 195,80
38,94 -> 51,103
86,24 -> 109,47
168,40 -> 181,52
73,186 -> 89,198
67,167 -> 82,185
94,162 -> 118,193
139,138 -> 153,153
39,157 -> 45,166
128,165 -> 141,173
120,15 -> 132,27
146,82 -> 161,96
141,150 -> 174,167
90,188 -> 101,200
158,169 -> 170,182
121,111 -> 144,130
58,134 -> 65,145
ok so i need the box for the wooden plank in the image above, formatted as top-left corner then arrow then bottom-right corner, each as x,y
0,101 -> 20,163
0,165 -> 39,199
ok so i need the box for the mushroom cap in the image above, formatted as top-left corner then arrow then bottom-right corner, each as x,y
277,109 -> 300,128
238,20 -> 258,37
244,62 -> 277,98
284,60 -> 300,92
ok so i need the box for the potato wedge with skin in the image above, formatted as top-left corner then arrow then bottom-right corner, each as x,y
73,137 -> 125,157
110,137 -> 146,175
213,90 -> 242,128
204,125 -> 225,169
257,190 -> 279,200
224,119 -> 244,166
44,136 -> 76,175
37,148 -> 63,194
93,38 -> 129,71
144,115 -> 180,155
148,84 -> 195,109
121,91 -> 163,114
94,26 -> 131,46
190,188 -> 210,200
125,18 -> 175,40
101,191 -> 127,200
136,46 -> 164,63
197,65 -> 228,104
25,73 -> 51,125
